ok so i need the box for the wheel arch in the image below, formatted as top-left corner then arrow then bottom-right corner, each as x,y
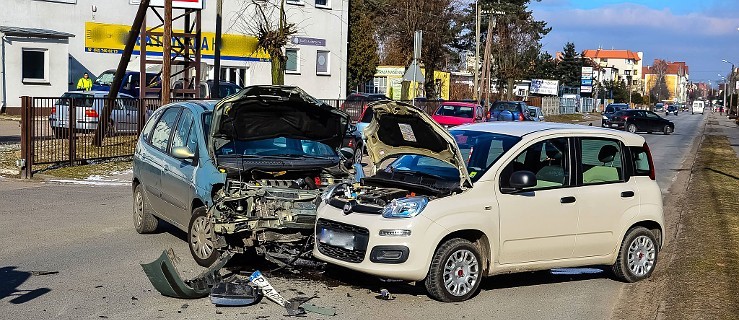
435,229 -> 492,275
625,220 -> 663,249
132,177 -> 140,193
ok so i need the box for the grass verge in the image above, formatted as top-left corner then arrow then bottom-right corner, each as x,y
40,160 -> 132,180
659,134 -> 739,319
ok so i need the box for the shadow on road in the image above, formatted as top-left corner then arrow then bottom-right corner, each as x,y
0,266 -> 52,304
481,267 -> 608,291
705,167 -> 739,181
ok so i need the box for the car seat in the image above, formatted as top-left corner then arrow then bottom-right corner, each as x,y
536,148 -> 565,187
583,145 -> 620,183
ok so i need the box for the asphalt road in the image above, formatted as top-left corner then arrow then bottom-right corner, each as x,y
0,113 -> 706,320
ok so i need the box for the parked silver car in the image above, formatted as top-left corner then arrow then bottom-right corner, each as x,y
48,91 -> 148,138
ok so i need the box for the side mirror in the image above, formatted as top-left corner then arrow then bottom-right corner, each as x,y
172,146 -> 196,160
509,170 -> 537,189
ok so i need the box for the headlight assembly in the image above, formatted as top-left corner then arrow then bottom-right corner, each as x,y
382,197 -> 428,218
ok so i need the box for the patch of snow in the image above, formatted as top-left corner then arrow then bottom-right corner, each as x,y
49,179 -> 129,187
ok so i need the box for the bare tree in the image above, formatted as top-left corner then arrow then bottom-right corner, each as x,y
235,0 -> 297,85
648,59 -> 670,105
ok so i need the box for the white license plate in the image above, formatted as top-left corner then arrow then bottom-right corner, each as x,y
318,228 -> 356,250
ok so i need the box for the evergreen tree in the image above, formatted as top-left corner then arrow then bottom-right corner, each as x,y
347,0 -> 380,94
556,42 -> 582,88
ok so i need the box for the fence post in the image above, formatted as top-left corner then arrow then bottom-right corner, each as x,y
68,98 -> 76,166
137,98 -> 145,134
19,96 -> 32,178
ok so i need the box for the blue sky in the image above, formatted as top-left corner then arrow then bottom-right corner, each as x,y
529,0 -> 739,84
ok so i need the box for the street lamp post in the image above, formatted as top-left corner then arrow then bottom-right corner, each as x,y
719,74 -> 727,112
722,59 -> 735,115
473,0 -> 480,101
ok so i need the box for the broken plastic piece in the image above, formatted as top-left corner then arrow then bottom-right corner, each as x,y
141,249 -> 233,299
376,288 -> 395,300
210,278 -> 262,306
302,303 -> 337,316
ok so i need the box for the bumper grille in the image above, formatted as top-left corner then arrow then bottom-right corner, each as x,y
316,218 -> 370,263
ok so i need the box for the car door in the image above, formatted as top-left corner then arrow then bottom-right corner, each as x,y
159,109 -> 198,228
572,137 -> 639,257
143,107 -> 182,218
497,137 -> 579,264
644,111 -> 663,131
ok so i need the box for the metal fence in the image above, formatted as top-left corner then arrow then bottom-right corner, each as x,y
321,99 -> 442,122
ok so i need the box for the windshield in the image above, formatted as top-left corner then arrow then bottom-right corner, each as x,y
57,92 -> 94,107
215,137 -> 337,158
493,102 -> 519,112
360,107 -> 374,123
435,105 -> 474,118
94,70 -> 115,85
387,130 -> 520,182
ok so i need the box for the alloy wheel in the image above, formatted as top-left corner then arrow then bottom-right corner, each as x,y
627,235 -> 656,276
190,216 -> 214,260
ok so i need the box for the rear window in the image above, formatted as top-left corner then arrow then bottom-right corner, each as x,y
435,105 -> 474,118
360,107 -> 374,123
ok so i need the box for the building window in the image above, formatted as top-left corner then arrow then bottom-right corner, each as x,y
363,77 -> 387,94
286,0 -> 304,5
316,50 -> 330,75
633,80 -> 638,86
624,70 -> 631,76
285,48 -> 300,74
315,0 -> 329,8
22,48 -> 48,83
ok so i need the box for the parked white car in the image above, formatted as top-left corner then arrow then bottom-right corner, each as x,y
314,101 -> 664,302
692,101 -> 705,114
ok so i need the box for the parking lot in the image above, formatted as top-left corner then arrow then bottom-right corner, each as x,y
0,112 -> 708,319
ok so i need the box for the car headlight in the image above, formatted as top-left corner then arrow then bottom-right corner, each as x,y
321,183 -> 346,203
602,116 -> 608,120
382,197 -> 428,218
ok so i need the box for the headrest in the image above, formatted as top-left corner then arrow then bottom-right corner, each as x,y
598,145 -> 619,163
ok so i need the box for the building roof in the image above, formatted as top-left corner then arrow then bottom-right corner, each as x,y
0,26 -> 75,39
643,60 -> 689,76
582,49 -> 641,61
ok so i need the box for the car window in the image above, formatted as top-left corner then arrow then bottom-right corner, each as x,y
150,107 -> 181,152
389,155 -> 461,181
141,108 -> 163,143
605,106 -> 614,113
216,137 -> 337,158
202,112 -> 212,137
580,138 -> 623,184
501,138 -> 570,190
347,94 -> 362,101
171,110 -> 194,152
451,130 -> 520,181
630,146 -> 652,178
645,112 -> 660,119
436,105 -> 474,118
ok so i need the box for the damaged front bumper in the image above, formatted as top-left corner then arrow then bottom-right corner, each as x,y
141,249 -> 234,299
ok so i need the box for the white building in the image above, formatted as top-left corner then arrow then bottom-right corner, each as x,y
583,49 -> 644,90
0,0 -> 348,113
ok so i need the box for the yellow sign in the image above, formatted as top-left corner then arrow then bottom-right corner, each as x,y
84,22 -> 270,61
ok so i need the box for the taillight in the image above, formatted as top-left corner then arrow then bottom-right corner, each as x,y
623,116 -> 629,121
51,107 -> 56,113
643,142 -> 656,180
85,108 -> 99,118
347,139 -> 354,148
518,113 -> 525,121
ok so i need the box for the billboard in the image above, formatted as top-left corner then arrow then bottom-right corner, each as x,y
84,22 -> 269,62
150,0 -> 205,9
529,79 -> 559,96
581,66 -> 593,95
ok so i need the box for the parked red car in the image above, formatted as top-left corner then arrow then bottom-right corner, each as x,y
431,101 -> 486,128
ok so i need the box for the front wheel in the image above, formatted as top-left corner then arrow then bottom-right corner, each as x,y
353,145 -> 363,164
663,125 -> 673,135
188,207 -> 220,267
612,227 -> 659,282
627,123 -> 638,134
424,238 -> 482,302
133,184 -> 158,234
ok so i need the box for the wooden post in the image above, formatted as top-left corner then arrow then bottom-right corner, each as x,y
19,96 -> 32,178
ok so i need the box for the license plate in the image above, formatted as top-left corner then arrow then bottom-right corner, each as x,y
318,228 -> 356,250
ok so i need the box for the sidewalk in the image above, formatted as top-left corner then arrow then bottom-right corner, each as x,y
707,111 -> 739,159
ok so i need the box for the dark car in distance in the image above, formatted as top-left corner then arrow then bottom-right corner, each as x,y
490,101 -> 531,121
666,105 -> 678,116
602,103 -> 629,127
610,109 -> 674,135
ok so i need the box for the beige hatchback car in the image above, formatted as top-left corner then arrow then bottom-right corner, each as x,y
313,101 -> 664,302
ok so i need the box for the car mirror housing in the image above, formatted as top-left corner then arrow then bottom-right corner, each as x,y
509,170 -> 537,189
171,146 -> 196,160
339,147 -> 355,160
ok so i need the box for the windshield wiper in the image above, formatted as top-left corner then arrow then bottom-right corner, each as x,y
266,153 -> 334,160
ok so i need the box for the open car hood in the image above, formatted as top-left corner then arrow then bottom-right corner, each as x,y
210,86 -> 349,150
364,101 -> 472,187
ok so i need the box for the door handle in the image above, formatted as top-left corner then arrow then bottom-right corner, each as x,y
560,196 -> 576,204
621,191 -> 635,198
163,165 -> 169,172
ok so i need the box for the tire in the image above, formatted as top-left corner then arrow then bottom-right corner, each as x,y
133,184 -> 158,234
627,123 -> 637,134
663,125 -> 672,135
188,207 -> 220,267
612,226 -> 658,283
424,238 -> 482,302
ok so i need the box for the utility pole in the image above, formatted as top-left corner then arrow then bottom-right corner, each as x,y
214,0 -> 223,99
162,0 -> 172,104
473,0 -> 480,101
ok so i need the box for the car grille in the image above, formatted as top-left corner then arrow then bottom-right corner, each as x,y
316,219 -> 370,263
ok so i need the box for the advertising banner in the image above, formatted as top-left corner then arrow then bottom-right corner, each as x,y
84,22 -> 269,62
529,79 -> 559,95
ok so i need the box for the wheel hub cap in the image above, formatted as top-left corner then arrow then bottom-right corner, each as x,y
191,216 -> 214,259
443,249 -> 479,297
627,235 -> 656,276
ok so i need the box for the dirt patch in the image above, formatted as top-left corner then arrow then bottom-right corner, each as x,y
612,135 -> 739,319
